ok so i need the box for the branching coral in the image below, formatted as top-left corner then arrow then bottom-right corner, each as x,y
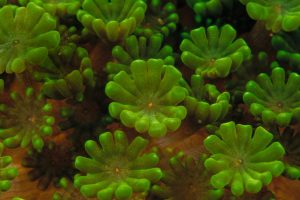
0,142 -> 18,192
74,130 -> 163,200
0,87 -> 55,152
77,0 -> 147,42
105,59 -> 187,137
0,2 -> 60,74
136,0 -> 179,37
18,0 -> 81,17
204,121 -> 285,196
152,151 -> 224,200
243,0 -> 300,32
33,44 -> 95,102
243,67 -> 300,127
274,127 -> 300,179
22,142 -> 77,190
180,24 -> 251,78
183,74 -> 230,125
106,34 -> 175,79
272,29 -> 300,70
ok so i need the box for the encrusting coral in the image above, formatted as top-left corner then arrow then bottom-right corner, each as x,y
204,121 -> 285,196
77,0 -> 147,42
0,2 -> 60,74
74,130 -> 163,200
242,0 -> 300,32
0,87 -> 55,152
105,59 -> 187,137
152,151 -> 224,200
106,34 -> 175,79
182,74 -> 230,125
0,142 -> 18,192
243,67 -> 300,127
180,24 -> 251,78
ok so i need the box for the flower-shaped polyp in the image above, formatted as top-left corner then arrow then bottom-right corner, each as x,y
105,59 -> 187,137
272,29 -> 300,70
184,74 -> 230,124
245,0 -> 300,32
34,44 -> 95,102
243,67 -> 300,127
19,0 -> 81,17
77,0 -> 146,42
0,142 -> 18,192
0,3 -> 60,74
135,0 -> 179,37
204,121 -> 285,196
180,24 -> 251,78
106,34 -> 175,79
152,151 -> 224,200
74,130 -> 163,200
0,87 -> 55,152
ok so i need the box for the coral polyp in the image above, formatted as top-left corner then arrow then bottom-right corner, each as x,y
180,24 -> 251,78
105,59 -> 187,137
204,121 -> 285,196
0,87 -> 55,152
0,2 -> 60,74
77,0 -> 147,42
243,67 -> 300,127
74,130 -> 163,200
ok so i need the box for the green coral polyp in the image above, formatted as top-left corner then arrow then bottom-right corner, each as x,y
204,121 -> 285,196
184,74 -> 230,124
74,130 -> 163,200
272,29 -> 300,69
245,0 -> 300,32
77,0 -> 147,42
136,0 -> 179,37
152,151 -> 224,200
106,34 -> 175,78
19,0 -> 81,17
0,87 -> 55,152
105,59 -> 187,137
34,44 -> 95,101
180,24 -> 251,78
243,67 -> 300,126
0,2 -> 60,74
0,142 -> 18,192
186,0 -> 233,16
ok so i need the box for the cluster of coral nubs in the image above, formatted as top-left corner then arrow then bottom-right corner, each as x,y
0,0 -> 300,200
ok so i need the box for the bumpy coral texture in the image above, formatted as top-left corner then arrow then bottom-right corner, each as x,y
186,0 -> 233,16
243,67 -> 300,126
77,0 -> 147,42
0,142 -> 18,192
74,130 -> 163,200
180,24 -> 251,78
183,74 -> 230,125
106,34 -> 175,79
152,151 -> 224,200
0,87 -> 55,152
204,121 -> 285,196
0,3 -> 60,74
244,0 -> 300,32
105,59 -> 187,137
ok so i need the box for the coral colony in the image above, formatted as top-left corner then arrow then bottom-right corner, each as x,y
0,0 -> 300,200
